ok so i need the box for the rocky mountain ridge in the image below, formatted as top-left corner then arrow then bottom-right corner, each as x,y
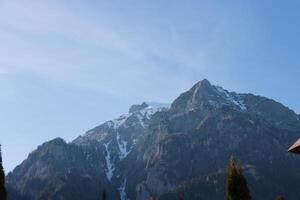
6,79 -> 300,200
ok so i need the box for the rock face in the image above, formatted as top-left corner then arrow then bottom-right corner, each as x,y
6,80 -> 300,200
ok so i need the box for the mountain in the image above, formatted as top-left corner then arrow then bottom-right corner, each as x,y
6,79 -> 300,200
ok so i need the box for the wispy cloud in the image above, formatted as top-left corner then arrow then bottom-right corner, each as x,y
0,2 -> 167,99
0,0 -> 243,101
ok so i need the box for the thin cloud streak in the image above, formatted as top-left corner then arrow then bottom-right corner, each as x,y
0,0 -> 232,99
0,2 -> 183,102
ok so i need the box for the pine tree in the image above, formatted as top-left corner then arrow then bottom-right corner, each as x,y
225,156 -> 251,200
101,191 -> 106,200
0,145 -> 7,200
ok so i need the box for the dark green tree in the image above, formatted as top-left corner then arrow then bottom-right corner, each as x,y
101,191 -> 106,200
0,145 -> 7,200
225,156 -> 251,200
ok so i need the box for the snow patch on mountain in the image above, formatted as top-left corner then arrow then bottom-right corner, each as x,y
140,102 -> 170,119
104,141 -> 114,181
116,132 -> 131,160
215,86 -> 247,111
248,119 -> 255,125
136,113 -> 146,128
118,178 -> 127,200
106,102 -> 170,131
144,102 -> 170,111
106,102 -> 169,131
108,114 -> 132,129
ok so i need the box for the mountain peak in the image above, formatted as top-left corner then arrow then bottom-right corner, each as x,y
189,79 -> 215,97
129,102 -> 149,113
191,79 -> 211,90
197,78 -> 211,85
45,138 -> 66,146
171,79 -> 247,113
129,102 -> 170,113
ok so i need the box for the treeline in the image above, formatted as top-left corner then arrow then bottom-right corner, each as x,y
0,147 -> 287,200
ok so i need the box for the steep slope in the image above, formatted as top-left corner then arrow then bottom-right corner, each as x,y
134,80 -> 300,199
6,138 -> 117,200
7,102 -> 169,200
6,80 -> 300,200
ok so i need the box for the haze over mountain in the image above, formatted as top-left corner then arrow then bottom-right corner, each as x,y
6,80 -> 300,200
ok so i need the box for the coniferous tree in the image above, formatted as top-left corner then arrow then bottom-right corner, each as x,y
225,156 -> 251,200
0,145 -> 7,200
101,191 -> 106,200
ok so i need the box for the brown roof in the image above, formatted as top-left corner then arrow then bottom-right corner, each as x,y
288,138 -> 300,154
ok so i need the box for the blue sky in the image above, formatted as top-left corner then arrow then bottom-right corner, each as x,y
0,0 -> 300,172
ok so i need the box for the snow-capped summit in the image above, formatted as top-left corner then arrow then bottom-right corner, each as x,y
73,102 -> 170,145
129,102 -> 170,114
107,101 -> 170,130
